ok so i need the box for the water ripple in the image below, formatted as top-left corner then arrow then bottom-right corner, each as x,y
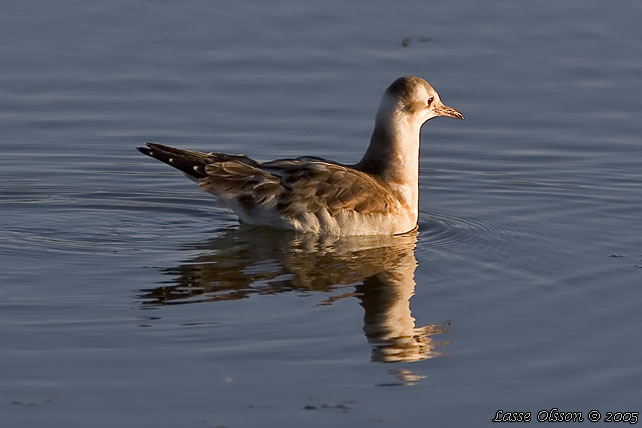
418,211 -> 517,250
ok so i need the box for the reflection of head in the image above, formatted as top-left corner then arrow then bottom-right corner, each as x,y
139,227 -> 449,363
356,255 -> 450,363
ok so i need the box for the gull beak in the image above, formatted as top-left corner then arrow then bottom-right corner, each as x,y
435,103 -> 464,120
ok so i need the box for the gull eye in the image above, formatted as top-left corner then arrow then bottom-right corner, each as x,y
426,96 -> 434,107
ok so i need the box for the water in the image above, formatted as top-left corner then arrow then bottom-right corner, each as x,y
1,0 -> 641,426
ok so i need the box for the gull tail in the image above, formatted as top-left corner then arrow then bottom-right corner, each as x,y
137,142 -> 210,180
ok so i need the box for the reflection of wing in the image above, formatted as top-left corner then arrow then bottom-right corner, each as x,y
199,158 -> 398,216
140,229 -> 417,304
138,228 -> 450,364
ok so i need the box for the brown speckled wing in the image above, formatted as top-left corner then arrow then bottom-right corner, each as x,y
200,161 -> 282,209
142,143 -> 397,217
259,159 -> 396,216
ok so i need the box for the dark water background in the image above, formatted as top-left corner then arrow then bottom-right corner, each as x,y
1,1 -> 641,426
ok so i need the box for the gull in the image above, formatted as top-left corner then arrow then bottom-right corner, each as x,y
138,76 -> 463,235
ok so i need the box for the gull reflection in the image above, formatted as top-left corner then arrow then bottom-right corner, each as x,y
139,227 -> 450,363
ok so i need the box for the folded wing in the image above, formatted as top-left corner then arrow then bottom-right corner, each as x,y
139,143 -> 398,220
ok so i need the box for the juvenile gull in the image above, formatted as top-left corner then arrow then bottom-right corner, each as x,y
138,76 -> 463,235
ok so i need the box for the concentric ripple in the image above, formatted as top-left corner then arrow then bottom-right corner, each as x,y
415,211 -> 545,266
418,211 -> 514,248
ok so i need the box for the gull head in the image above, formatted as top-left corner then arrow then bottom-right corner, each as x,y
376,76 -> 464,129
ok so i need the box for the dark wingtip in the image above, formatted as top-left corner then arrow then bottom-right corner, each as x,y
137,142 -> 163,157
135,142 -> 209,180
137,146 -> 151,156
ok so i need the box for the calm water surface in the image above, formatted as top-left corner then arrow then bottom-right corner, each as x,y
1,1 -> 641,426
